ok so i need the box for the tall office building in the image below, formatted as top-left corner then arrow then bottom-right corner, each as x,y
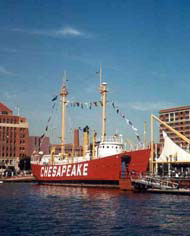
0,102 -> 29,171
159,106 -> 190,148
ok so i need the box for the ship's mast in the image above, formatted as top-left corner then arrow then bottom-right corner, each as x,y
100,67 -> 107,141
60,73 -> 68,156
99,64 -> 102,86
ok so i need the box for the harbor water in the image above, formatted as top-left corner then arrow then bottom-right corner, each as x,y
0,183 -> 190,236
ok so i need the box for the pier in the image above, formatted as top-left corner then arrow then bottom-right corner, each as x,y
0,175 -> 36,183
147,188 -> 190,195
131,175 -> 190,195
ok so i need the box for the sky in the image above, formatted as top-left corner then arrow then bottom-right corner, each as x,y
1,0 -> 190,145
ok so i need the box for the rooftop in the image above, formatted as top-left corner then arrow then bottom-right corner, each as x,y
159,106 -> 190,114
0,102 -> 12,115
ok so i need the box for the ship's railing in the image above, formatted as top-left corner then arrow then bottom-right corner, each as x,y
98,135 -> 124,144
131,175 -> 179,190
120,170 -> 179,189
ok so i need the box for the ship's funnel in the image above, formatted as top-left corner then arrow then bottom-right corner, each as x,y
51,146 -> 56,164
92,130 -> 97,160
83,126 -> 89,157
74,128 -> 79,147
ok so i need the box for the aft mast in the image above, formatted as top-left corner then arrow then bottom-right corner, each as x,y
100,66 -> 108,142
60,72 -> 68,157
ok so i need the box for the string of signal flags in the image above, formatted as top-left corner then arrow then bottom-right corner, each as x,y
39,95 -> 142,145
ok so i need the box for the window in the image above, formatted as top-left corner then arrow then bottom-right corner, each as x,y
2,111 -> 8,115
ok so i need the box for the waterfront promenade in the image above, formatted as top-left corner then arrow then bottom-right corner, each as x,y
0,175 -> 36,183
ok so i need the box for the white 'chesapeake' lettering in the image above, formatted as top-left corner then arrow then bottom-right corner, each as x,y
48,166 -> 52,177
40,166 -> 44,177
56,166 -> 61,176
83,163 -> 88,176
66,165 -> 71,176
77,164 -> 82,176
71,165 -> 76,176
52,166 -> 57,177
40,163 -> 89,178
61,165 -> 67,176
44,167 -> 48,177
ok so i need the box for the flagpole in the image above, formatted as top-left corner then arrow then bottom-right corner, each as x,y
144,121 -> 146,148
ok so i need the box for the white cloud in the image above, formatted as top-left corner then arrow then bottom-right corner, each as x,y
12,26 -> 88,38
128,101 -> 176,111
3,91 -> 17,100
55,27 -> 84,37
1,48 -> 18,54
0,66 -> 12,75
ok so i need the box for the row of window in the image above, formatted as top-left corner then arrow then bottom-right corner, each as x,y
0,151 -> 26,158
160,110 -> 190,117
161,130 -> 190,136
0,160 -> 13,165
164,117 -> 190,122
0,138 -> 27,143
1,146 -> 16,150
1,153 -> 16,157
0,127 -> 26,131
0,118 -> 17,124
161,124 -> 190,129
1,154 -> 25,158
100,145 -> 122,149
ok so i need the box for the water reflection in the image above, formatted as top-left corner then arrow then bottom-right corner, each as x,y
1,183 -> 190,236
35,184 -> 120,199
31,184 -> 155,235
34,184 -> 151,201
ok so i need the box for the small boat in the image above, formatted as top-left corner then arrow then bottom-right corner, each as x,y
31,69 -> 150,190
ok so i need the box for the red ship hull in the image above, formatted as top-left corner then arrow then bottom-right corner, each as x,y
32,149 -> 150,188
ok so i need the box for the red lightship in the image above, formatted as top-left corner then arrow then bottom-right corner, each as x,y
31,70 -> 150,190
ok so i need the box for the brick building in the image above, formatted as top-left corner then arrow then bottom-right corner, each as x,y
159,106 -> 190,148
52,129 -> 83,157
29,136 -> 51,156
52,143 -> 83,157
0,102 -> 29,172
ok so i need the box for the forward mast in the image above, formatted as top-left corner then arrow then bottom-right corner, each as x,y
100,67 -> 108,142
60,75 -> 68,157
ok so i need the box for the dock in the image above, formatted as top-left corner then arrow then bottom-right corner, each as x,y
131,175 -> 190,195
147,188 -> 190,195
0,176 -> 36,183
